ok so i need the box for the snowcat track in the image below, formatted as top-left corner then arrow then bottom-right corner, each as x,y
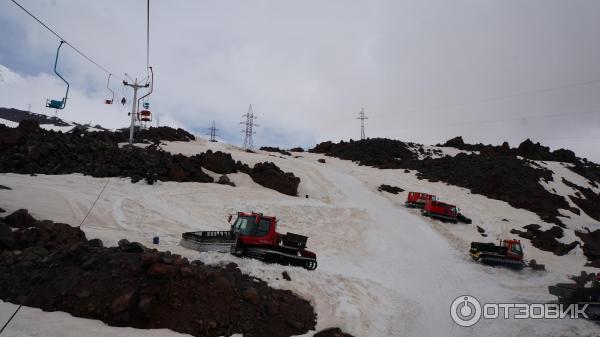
245,247 -> 318,271
480,256 -> 525,270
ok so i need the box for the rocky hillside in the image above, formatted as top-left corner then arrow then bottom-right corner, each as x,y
311,137 -> 600,227
0,120 -> 301,195
0,107 -> 72,127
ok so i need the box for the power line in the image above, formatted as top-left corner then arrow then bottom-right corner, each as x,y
395,108 -> 600,131
9,0 -> 124,81
400,78 -> 600,115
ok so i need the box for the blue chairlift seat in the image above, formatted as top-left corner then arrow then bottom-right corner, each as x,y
46,99 -> 65,109
143,102 -> 150,109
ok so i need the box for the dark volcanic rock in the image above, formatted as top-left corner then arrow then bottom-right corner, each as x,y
289,147 -> 304,152
441,136 -> 577,163
377,184 -> 404,194
0,211 -> 317,337
249,162 -> 300,196
0,185 -> 11,190
217,175 -> 235,187
0,121 -> 218,184
511,224 -> 579,256
318,158 -> 326,163
569,161 -> 600,186
562,178 -> 600,222
260,147 -> 292,156
575,229 -> 600,267
0,108 -> 71,126
199,150 -> 237,174
132,126 -> 195,142
314,328 -> 355,337
3,209 -> 36,228
0,221 -> 15,250
311,138 -> 417,168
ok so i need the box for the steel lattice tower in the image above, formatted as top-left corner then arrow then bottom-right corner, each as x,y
208,120 -> 218,142
357,107 -> 368,140
241,104 -> 259,149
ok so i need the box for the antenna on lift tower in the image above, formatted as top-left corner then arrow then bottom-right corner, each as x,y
208,120 -> 218,142
357,107 -> 368,140
241,104 -> 259,149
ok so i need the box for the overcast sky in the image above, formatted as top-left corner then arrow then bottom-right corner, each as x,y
1,0 -> 599,161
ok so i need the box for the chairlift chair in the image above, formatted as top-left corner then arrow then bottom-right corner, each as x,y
139,109 -> 152,122
46,41 -> 69,110
105,74 -> 114,104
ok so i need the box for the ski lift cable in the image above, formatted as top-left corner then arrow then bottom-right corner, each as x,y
9,0 -> 124,81
146,0 -> 150,70
398,78 -> 600,115
393,108 -> 600,131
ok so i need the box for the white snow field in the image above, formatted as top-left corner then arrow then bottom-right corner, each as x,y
0,136 -> 599,337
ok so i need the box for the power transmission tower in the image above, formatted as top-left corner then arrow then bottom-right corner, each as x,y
208,120 -> 218,142
357,107 -> 368,140
241,104 -> 259,149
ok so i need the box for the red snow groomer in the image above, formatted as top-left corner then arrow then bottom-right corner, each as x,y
470,239 -> 525,269
405,192 -> 438,209
181,212 -> 317,270
421,199 -> 458,223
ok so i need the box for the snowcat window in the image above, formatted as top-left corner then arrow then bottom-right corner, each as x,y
255,219 -> 270,236
232,216 -> 257,236
511,243 -> 523,255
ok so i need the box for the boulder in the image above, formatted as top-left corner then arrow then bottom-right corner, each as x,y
4,209 -> 36,228
199,150 -> 237,174
249,162 -> 300,196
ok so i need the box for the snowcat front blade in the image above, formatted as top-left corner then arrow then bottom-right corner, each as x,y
181,230 -> 236,253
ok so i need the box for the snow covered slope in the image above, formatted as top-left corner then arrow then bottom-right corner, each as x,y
0,107 -> 105,133
0,136 -> 598,337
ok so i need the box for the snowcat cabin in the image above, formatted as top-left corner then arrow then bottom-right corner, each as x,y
423,200 -> 459,223
405,192 -> 438,209
500,239 -> 523,261
230,212 -> 278,245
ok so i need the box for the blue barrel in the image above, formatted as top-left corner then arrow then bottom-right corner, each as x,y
153,236 -> 159,244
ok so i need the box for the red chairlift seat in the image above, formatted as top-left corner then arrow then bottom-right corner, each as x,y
105,99 -> 113,104
139,110 -> 152,122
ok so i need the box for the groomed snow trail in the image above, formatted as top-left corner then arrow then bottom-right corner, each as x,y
0,138 -> 597,337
